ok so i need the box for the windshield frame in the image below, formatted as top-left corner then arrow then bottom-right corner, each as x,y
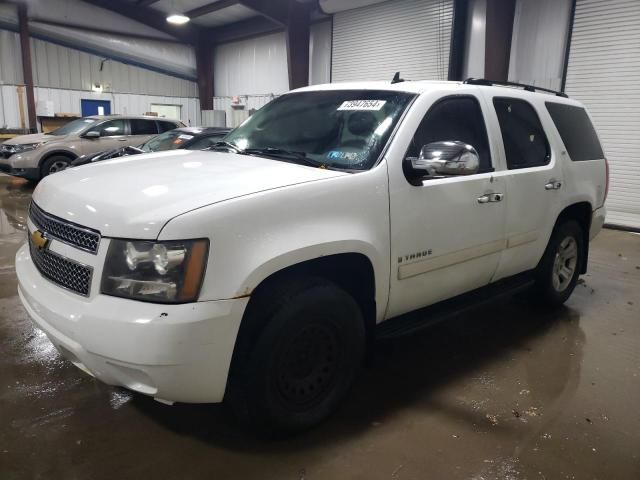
48,118 -> 100,136
223,89 -> 418,172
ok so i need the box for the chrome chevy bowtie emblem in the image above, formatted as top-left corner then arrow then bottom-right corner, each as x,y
31,230 -> 50,250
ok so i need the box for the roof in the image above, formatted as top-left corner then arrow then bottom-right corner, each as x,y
293,80 -> 582,105
174,126 -> 232,135
85,115 -> 182,122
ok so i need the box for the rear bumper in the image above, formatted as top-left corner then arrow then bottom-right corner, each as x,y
16,243 -> 248,403
590,205 -> 606,240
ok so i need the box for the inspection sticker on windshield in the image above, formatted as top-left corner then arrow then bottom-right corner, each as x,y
338,100 -> 386,111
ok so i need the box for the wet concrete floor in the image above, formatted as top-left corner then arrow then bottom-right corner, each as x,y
0,174 -> 639,480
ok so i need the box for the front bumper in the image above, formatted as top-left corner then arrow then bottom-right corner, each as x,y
16,243 -> 248,403
0,161 -> 39,180
1,149 -> 41,179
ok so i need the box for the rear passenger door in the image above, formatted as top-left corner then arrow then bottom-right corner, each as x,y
128,119 -> 159,146
485,95 -> 564,281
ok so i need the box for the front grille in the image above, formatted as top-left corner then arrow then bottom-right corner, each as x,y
29,202 -> 101,254
29,240 -> 93,296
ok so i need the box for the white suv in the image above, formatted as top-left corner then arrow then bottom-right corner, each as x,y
16,79 -> 608,433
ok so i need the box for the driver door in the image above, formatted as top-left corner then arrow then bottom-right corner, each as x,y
386,94 -> 507,318
80,119 -> 127,155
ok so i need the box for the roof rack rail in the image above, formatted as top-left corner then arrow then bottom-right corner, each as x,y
463,78 -> 569,98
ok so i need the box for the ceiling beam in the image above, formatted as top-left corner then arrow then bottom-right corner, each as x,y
80,0 -> 205,43
212,15 -> 283,44
239,0 -> 288,26
185,0 -> 239,19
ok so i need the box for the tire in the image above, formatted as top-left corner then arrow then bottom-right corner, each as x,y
227,277 -> 366,435
41,155 -> 71,178
534,220 -> 584,306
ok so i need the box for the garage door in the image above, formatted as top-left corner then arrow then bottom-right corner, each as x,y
332,0 -> 453,83
564,0 -> 640,229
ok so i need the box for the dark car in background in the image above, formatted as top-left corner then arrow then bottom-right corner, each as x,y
70,126 -> 231,167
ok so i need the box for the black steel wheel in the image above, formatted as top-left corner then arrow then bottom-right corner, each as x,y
227,277 -> 365,435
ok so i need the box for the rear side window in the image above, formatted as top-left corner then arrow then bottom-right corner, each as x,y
157,121 -> 178,133
130,119 -> 159,135
493,98 -> 550,169
545,102 -> 604,161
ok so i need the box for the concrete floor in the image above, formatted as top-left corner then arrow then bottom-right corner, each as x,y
0,174 -> 639,480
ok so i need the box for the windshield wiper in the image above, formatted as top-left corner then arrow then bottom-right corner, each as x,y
243,147 -> 325,168
208,141 -> 243,154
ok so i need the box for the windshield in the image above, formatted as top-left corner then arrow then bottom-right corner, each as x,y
224,90 -> 415,170
49,118 -> 98,136
141,130 -> 195,152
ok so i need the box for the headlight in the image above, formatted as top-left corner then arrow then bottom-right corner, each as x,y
101,239 -> 209,303
8,143 -> 42,154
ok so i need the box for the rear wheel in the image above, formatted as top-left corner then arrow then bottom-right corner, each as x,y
227,277 -> 365,435
41,155 -> 71,178
534,220 -> 584,306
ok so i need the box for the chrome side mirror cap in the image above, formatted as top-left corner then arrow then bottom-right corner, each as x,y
405,141 -> 480,183
83,131 -> 100,139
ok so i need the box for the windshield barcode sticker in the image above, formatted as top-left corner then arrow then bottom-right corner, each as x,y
338,100 -> 386,111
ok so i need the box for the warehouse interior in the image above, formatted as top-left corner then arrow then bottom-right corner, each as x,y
0,0 -> 639,479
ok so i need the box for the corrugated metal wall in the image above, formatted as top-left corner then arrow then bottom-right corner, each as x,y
0,30 -> 23,85
0,29 -> 199,129
213,21 -> 332,97
29,38 -> 197,97
508,0 -> 572,91
564,0 -> 640,229
332,0 -> 453,82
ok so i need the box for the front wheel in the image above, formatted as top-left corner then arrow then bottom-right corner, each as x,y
227,277 -> 365,435
534,220 -> 584,306
41,155 -> 71,178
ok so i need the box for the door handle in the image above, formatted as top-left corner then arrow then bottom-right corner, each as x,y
118,138 -> 127,142
478,193 -> 504,204
545,180 -> 562,190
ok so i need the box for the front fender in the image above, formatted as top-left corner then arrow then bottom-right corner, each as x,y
158,165 -> 391,318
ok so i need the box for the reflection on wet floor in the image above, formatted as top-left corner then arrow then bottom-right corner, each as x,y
0,173 -> 639,480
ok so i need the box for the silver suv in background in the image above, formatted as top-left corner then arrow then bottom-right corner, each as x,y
0,115 -> 184,181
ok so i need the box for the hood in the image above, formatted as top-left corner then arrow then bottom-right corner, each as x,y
4,133 -> 57,145
33,150 -> 347,239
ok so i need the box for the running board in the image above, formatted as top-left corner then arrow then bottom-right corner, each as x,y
376,272 -> 535,340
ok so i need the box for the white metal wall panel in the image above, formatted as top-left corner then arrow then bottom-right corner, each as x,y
213,22 -> 332,97
0,85 -> 25,130
28,38 -> 198,98
332,0 -> 453,82
214,32 -> 289,97
0,30 -> 23,85
565,0 -> 640,229
32,87 -> 201,126
508,0 -> 572,91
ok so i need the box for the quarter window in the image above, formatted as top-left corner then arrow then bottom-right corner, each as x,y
130,119 -> 159,135
407,96 -> 493,173
157,121 -> 178,133
545,102 -> 604,161
493,98 -> 550,169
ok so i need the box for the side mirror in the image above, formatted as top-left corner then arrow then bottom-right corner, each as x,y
405,141 -> 480,183
83,131 -> 100,139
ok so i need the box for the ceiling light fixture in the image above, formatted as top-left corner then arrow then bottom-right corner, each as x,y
166,14 -> 190,25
